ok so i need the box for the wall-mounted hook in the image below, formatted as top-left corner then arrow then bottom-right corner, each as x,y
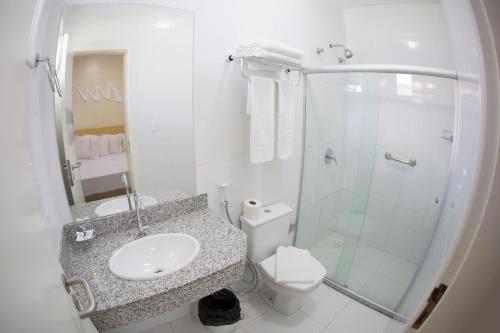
34,53 -> 62,97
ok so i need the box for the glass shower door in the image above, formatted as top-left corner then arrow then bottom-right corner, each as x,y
296,71 -> 455,315
296,72 -> 380,287
330,73 -> 379,287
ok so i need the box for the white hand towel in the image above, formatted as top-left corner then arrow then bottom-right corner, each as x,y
276,73 -> 297,160
275,246 -> 314,284
240,40 -> 304,59
247,75 -> 276,164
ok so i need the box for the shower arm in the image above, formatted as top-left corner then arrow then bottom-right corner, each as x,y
329,43 -> 345,49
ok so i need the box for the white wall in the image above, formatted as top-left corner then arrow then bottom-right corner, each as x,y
27,0 -> 74,248
295,74 -> 347,249
0,0 -> 98,331
343,3 -> 454,68
342,3 -> 456,265
298,2 -> 456,264
185,0 -> 345,225
30,0 -> 346,248
64,0 -> 346,226
63,4 -> 196,195
296,1 -> 460,312
396,0 -> 485,324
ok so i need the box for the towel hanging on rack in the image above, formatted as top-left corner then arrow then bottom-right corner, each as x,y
235,41 -> 303,164
276,72 -> 297,160
247,73 -> 276,164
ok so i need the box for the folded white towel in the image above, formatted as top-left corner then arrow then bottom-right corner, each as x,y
236,48 -> 303,68
275,246 -> 314,284
247,75 -> 276,164
240,40 -> 304,59
276,73 -> 297,160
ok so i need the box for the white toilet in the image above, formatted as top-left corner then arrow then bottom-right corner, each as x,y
240,203 -> 326,315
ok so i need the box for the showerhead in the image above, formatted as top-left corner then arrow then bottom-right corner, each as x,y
329,43 -> 354,60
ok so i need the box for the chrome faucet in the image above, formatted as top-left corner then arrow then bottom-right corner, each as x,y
133,192 -> 149,236
121,173 -> 133,211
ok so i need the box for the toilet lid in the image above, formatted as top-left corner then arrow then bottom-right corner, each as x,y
259,253 -> 326,291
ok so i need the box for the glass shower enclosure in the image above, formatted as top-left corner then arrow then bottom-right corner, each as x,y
295,69 -> 456,318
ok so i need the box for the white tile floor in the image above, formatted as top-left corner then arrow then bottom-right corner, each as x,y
143,284 -> 407,333
309,232 -> 418,310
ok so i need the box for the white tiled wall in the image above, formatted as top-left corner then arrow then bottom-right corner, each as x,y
343,3 -> 453,68
296,74 -> 348,248
397,0 -> 484,319
296,3 -> 457,311
341,3 -> 456,265
185,0 -> 346,225
35,0 -> 347,249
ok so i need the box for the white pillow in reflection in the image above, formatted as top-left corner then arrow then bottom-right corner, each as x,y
109,134 -> 123,154
76,135 -> 100,159
98,135 -> 110,157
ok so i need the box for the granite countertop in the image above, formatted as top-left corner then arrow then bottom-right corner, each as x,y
62,208 -> 247,312
70,189 -> 190,222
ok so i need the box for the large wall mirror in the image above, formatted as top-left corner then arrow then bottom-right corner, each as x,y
54,4 -> 196,221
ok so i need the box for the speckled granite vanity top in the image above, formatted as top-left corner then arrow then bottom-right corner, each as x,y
60,194 -> 247,331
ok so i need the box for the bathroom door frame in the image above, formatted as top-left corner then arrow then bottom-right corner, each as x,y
59,49 -> 135,201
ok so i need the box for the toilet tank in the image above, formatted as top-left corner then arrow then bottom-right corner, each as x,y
240,203 -> 293,263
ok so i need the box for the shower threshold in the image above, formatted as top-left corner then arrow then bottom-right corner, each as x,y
323,278 -> 408,323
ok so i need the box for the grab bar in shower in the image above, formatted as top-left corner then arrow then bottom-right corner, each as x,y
384,152 -> 417,167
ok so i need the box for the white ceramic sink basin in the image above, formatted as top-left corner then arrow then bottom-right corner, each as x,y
95,196 -> 157,217
109,233 -> 201,280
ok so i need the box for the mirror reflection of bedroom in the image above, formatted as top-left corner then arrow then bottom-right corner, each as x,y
55,4 -> 196,219
71,53 -> 130,203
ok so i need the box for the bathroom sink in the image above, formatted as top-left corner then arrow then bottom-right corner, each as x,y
95,196 -> 157,217
108,233 -> 200,280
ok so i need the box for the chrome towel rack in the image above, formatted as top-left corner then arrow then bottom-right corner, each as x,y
34,53 -> 62,97
385,152 -> 417,167
227,54 -> 304,73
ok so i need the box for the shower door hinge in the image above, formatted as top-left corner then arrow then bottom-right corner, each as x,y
412,283 -> 448,329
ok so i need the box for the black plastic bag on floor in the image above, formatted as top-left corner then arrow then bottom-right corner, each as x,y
198,289 -> 242,326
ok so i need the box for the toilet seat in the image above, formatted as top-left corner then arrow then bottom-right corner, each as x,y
259,253 -> 326,292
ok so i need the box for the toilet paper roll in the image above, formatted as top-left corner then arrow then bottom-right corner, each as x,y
243,199 -> 262,220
